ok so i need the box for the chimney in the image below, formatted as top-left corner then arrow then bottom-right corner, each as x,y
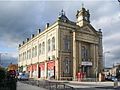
37,29 -> 41,34
23,41 -> 25,45
26,38 -> 29,42
31,34 -> 34,38
45,23 -> 49,29
19,44 -> 21,47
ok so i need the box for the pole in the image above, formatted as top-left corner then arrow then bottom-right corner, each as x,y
103,51 -> 110,68
0,53 -> 7,66
0,53 -> 1,65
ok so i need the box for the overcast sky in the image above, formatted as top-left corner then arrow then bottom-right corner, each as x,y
0,0 -> 120,67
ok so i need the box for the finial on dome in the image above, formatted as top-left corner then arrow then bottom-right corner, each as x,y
59,9 -> 65,16
82,3 -> 84,8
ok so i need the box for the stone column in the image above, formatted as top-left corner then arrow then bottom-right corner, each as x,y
55,59 -> 59,80
36,63 -> 39,78
73,31 -> 77,80
79,41 -> 82,72
90,44 -> 95,77
44,61 -> 47,79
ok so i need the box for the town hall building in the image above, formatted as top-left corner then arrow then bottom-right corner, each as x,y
18,6 -> 103,80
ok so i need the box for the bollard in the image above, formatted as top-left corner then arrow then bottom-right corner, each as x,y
114,79 -> 118,89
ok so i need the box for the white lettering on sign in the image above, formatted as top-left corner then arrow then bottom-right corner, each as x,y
81,61 -> 92,66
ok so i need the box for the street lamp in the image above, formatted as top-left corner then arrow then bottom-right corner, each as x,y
0,53 -> 7,66
118,0 -> 120,4
103,51 -> 110,68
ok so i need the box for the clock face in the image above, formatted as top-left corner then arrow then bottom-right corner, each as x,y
78,16 -> 83,21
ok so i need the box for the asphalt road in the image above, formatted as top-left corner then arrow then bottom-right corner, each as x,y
17,81 -> 47,90
17,81 -> 120,90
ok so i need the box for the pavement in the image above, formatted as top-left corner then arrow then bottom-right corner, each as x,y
48,80 -> 120,89
17,81 -> 47,90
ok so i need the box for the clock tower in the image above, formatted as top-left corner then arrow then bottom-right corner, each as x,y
76,5 -> 90,27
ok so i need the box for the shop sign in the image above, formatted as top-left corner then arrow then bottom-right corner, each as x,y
81,61 -> 92,66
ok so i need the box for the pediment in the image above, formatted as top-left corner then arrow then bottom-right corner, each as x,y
80,25 -> 97,35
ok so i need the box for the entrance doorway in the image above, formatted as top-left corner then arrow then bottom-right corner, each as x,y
81,66 -> 90,77
54,66 -> 55,79
38,67 -> 41,78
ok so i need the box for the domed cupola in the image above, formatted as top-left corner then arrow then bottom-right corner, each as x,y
58,9 -> 69,22
76,4 -> 90,27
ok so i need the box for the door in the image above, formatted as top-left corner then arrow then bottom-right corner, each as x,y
38,67 -> 41,78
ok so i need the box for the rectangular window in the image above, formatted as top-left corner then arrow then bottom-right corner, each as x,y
64,36 -> 70,50
48,39 -> 50,52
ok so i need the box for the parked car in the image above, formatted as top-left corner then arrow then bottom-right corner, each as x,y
18,73 -> 29,80
111,76 -> 117,81
105,76 -> 117,81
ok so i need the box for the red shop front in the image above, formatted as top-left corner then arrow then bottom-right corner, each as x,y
38,63 -> 45,78
32,64 -> 37,71
47,61 -> 55,78
27,65 -> 32,72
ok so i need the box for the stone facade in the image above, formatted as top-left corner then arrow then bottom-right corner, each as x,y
18,7 -> 103,80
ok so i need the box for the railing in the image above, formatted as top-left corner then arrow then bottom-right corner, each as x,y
0,79 -> 17,90
20,79 -> 74,90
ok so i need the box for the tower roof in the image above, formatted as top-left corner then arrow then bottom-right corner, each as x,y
58,9 -> 69,22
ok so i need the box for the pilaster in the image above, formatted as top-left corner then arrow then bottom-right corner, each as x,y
73,31 -> 77,80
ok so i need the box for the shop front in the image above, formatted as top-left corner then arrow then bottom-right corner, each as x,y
38,62 -> 45,78
27,65 -> 32,78
32,64 -> 37,78
47,61 -> 55,78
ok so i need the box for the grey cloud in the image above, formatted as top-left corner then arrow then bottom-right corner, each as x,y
0,1 -> 120,67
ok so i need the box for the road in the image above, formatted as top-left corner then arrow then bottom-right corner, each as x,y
17,81 -> 47,90
17,81 -> 120,90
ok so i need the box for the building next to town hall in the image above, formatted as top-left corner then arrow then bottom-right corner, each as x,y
18,6 -> 103,80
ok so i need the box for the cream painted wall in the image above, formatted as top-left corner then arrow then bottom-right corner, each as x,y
19,22 -> 59,67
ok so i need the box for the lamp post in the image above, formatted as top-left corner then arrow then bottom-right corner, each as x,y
0,53 -> 7,66
118,0 -> 120,4
103,51 -> 110,68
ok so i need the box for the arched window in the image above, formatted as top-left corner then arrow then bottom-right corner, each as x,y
24,52 -> 26,60
27,50 -> 29,60
32,47 -> 34,57
42,42 -> 45,54
52,37 -> 55,51
38,44 -> 41,55
23,52 -> 25,60
48,39 -> 50,52
81,45 -> 90,61
35,46 -> 37,57
81,46 -> 86,61
29,49 -> 31,59
64,57 -> 70,74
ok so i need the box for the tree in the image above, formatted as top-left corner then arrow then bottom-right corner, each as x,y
0,67 -> 6,81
